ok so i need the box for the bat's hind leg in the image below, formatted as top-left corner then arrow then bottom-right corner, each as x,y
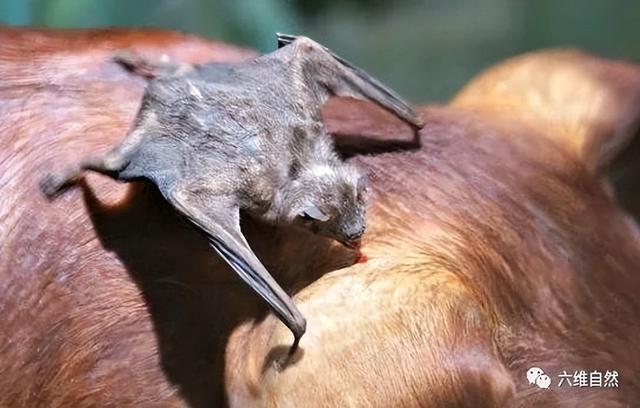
40,150 -> 129,198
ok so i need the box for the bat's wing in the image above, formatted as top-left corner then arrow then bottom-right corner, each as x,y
165,184 -> 306,348
276,33 -> 424,129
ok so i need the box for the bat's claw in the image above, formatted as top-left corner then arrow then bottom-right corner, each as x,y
291,316 -> 306,347
112,49 -> 194,79
412,113 -> 426,129
40,173 -> 72,199
112,49 -> 158,79
287,322 -> 305,361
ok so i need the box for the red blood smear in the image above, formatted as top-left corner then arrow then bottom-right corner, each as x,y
356,252 -> 368,263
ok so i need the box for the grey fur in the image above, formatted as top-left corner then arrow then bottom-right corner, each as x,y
41,34 -> 424,348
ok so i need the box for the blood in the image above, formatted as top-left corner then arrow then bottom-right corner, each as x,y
356,252 -> 368,263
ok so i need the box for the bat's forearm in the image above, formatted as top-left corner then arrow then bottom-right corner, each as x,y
210,235 -> 307,346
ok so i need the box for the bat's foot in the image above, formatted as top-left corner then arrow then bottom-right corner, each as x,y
40,173 -> 75,199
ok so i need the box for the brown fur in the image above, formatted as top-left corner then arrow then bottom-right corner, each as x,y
1,28 -> 639,407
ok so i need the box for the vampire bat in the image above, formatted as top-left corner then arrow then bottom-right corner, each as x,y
41,34 -> 424,349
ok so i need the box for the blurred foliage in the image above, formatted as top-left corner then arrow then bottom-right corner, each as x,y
1,0 -> 638,102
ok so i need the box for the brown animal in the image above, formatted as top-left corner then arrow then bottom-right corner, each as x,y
1,27 -> 639,407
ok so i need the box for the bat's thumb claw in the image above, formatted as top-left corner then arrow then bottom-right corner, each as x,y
40,173 -> 67,199
288,315 -> 306,354
410,111 -> 426,129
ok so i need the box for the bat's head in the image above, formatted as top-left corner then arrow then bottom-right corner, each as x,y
287,161 -> 367,249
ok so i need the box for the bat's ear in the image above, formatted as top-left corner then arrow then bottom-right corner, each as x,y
302,204 -> 330,222
452,49 -> 640,174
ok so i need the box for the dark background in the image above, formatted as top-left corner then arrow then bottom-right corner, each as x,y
1,0 -> 638,103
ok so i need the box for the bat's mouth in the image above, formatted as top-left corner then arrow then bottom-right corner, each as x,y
341,238 -> 362,250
